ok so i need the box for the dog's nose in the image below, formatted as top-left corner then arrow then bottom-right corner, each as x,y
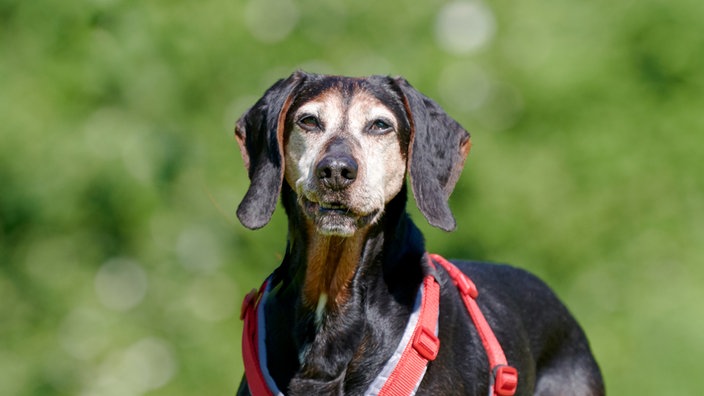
316,154 -> 358,190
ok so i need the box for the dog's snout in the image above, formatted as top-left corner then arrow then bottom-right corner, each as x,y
316,154 -> 358,190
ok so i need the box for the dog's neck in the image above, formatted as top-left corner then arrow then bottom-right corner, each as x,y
300,228 -> 368,316
265,183 -> 426,393
278,183 -> 424,303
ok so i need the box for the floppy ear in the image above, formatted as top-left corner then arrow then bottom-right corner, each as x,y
392,77 -> 471,232
235,72 -> 306,229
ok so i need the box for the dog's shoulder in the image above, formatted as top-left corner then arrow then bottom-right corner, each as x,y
436,259 -> 587,351
442,259 -> 564,306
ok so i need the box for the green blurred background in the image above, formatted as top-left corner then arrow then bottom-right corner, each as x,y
1,0 -> 703,394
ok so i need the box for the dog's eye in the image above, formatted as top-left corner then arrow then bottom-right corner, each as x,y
297,115 -> 322,131
369,119 -> 393,134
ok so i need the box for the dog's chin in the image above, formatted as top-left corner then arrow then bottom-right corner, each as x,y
302,198 -> 380,237
315,215 -> 358,237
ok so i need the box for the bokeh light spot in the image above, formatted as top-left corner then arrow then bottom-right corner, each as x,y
185,275 -> 238,322
94,258 -> 148,311
59,308 -> 111,360
435,1 -> 496,55
244,0 -> 300,43
121,338 -> 177,392
438,61 -> 492,114
80,337 -> 177,396
176,225 -> 222,273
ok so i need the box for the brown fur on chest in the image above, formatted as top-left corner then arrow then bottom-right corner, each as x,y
301,222 -> 368,311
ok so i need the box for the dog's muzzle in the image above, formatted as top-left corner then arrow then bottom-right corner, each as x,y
299,152 -> 380,236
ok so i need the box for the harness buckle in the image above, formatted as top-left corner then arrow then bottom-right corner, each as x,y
493,365 -> 518,396
455,273 -> 479,299
413,326 -> 440,361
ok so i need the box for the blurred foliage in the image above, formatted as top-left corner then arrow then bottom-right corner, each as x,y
1,0 -> 703,394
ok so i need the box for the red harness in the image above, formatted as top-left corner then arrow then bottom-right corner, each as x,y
240,254 -> 517,396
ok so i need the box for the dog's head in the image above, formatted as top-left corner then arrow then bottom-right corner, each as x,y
235,71 -> 470,235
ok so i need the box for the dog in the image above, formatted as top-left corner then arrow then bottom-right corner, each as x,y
234,71 -> 605,396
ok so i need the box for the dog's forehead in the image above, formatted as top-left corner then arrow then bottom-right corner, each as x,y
289,76 -> 407,122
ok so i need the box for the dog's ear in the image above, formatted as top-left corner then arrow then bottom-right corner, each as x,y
235,71 -> 306,229
392,77 -> 471,232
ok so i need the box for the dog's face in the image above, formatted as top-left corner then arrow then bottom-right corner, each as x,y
284,83 -> 408,236
235,72 -> 470,234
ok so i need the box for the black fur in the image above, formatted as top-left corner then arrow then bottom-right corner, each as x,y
235,73 -> 305,229
391,77 -> 470,232
234,72 -> 604,395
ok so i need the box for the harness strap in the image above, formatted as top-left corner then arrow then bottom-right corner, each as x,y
240,279 -> 275,396
429,254 -> 518,396
376,269 -> 441,396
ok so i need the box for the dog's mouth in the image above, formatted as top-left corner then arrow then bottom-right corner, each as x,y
306,199 -> 349,214
301,197 -> 379,236
303,198 -> 356,219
